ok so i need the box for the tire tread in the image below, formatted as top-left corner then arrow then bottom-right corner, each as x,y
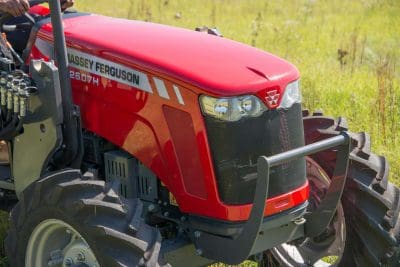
5,170 -> 162,267
303,110 -> 400,266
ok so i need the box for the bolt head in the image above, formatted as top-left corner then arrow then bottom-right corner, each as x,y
64,258 -> 73,266
76,252 -> 85,261
194,231 -> 201,238
386,210 -> 394,218
195,249 -> 203,256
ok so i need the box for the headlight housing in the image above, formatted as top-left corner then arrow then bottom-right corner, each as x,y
279,80 -> 301,109
200,95 -> 267,122
199,80 -> 301,121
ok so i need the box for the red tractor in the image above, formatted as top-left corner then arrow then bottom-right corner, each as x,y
0,1 -> 398,266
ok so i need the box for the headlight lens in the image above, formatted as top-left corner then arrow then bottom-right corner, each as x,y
200,80 -> 300,120
279,80 -> 301,109
200,95 -> 267,121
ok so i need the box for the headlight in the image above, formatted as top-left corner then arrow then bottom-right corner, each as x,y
200,80 -> 300,120
200,95 -> 267,121
279,80 -> 301,109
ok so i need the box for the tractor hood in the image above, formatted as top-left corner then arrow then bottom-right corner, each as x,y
36,14 -> 299,96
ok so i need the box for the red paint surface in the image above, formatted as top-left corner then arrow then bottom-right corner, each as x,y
163,106 -> 208,199
29,5 -> 50,16
29,13 -> 307,221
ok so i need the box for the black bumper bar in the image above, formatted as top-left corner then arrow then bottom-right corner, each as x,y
193,132 -> 351,264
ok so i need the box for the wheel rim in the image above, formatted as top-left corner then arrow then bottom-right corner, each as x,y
26,219 -> 99,267
271,158 -> 346,267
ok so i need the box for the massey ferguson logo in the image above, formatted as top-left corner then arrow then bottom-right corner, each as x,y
265,90 -> 280,108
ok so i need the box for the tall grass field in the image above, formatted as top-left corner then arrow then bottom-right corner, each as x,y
0,0 -> 399,265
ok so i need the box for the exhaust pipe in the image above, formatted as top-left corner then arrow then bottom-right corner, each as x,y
48,0 -> 82,167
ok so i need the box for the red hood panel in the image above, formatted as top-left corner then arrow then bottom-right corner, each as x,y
39,14 -> 299,96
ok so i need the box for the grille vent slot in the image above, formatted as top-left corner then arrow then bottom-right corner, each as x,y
104,150 -> 137,198
137,161 -> 158,201
104,150 -> 157,201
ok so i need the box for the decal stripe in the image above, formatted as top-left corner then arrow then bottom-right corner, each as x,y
153,77 -> 170,99
67,48 -> 153,93
173,85 -> 185,105
34,38 -> 153,94
34,39 -> 187,105
34,38 -> 54,58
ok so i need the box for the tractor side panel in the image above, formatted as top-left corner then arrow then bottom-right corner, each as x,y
29,35 -> 223,215
29,20 -> 309,221
69,66 -> 226,217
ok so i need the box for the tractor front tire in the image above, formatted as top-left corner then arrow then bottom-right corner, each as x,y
302,111 -> 400,266
5,169 -> 162,267
268,112 -> 400,267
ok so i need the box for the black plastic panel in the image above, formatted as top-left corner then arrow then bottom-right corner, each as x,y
204,103 -> 306,204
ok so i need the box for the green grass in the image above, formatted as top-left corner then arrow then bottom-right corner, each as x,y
1,0 -> 399,265
0,211 -> 9,266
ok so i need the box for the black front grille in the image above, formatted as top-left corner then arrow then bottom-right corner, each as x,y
204,103 -> 306,204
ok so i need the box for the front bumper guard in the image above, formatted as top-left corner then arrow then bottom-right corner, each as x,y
193,132 -> 351,264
